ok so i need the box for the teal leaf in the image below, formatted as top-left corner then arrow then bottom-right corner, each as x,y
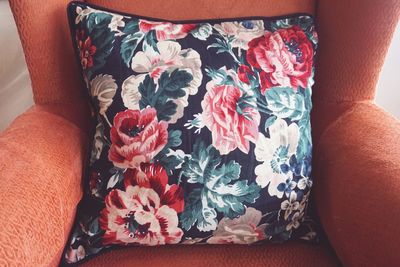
181,139 -> 221,184
156,101 -> 178,121
180,189 -> 218,232
264,87 -> 305,121
154,130 -> 183,174
158,69 -> 192,98
197,196 -> 218,231
86,13 -> 112,32
204,67 -> 236,87
237,92 -> 257,120
180,139 -> 261,231
83,13 -> 115,79
123,20 -> 139,34
138,70 -> 193,121
206,179 -> 260,219
143,30 -> 159,53
166,130 -> 182,148
180,189 -> 203,231
120,32 -> 144,67
138,75 -> 157,109
207,36 -> 233,55
264,115 -> 277,130
157,154 -> 184,175
88,218 -> 100,236
296,115 -> 312,161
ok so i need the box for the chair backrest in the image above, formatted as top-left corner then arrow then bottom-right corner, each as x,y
9,0 -> 399,136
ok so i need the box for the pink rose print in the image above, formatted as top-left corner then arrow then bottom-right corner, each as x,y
201,80 -> 260,155
139,20 -> 197,41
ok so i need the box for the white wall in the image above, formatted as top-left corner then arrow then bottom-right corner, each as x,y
376,23 -> 400,119
0,0 -> 33,131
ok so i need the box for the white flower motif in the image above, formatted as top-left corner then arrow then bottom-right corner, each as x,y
75,6 -> 125,34
90,74 -> 118,116
280,191 -> 300,220
121,41 -> 202,123
90,119 -> 105,165
75,6 -> 95,24
214,20 -> 265,50
65,244 -> 85,263
191,23 -> 213,40
285,211 -> 304,231
207,207 -> 267,244
297,176 -> 313,190
254,118 -> 299,198
108,15 -> 125,33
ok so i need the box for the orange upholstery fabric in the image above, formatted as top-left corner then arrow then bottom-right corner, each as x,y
312,0 -> 400,143
82,242 -> 340,267
87,0 -> 316,20
0,105 -> 89,266
314,0 -> 400,102
8,0 -> 91,130
314,103 -> 400,267
3,0 -> 400,266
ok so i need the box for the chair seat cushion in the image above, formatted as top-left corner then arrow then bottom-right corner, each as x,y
81,242 -> 340,267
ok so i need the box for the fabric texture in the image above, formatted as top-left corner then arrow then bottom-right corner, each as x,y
314,102 -> 400,267
0,105 -> 89,266
2,0 -> 400,266
81,241 -> 341,267
64,2 -> 318,264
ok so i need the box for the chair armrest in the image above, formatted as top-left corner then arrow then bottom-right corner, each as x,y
314,102 -> 400,267
0,105 -> 89,266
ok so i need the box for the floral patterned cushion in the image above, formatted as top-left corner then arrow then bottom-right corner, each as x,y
64,1 -> 318,265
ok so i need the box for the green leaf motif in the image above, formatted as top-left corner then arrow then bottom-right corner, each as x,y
180,189 -> 204,230
143,30 -> 159,53
207,36 -> 233,55
296,115 -> 312,161
138,69 -> 193,122
123,20 -> 139,34
264,115 -> 277,130
120,32 -> 144,67
180,139 -> 261,231
84,13 -> 115,80
264,87 -> 305,121
181,140 -> 221,184
154,130 -> 184,175
166,130 -> 183,148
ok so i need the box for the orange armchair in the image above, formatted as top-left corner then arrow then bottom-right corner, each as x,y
1,0 -> 399,266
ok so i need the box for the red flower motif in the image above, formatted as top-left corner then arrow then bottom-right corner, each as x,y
138,20 -> 197,41
237,64 -> 255,84
76,30 -> 96,70
123,164 -> 184,213
246,26 -> 314,93
108,108 -> 168,169
89,171 -> 102,197
99,164 -> 184,246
